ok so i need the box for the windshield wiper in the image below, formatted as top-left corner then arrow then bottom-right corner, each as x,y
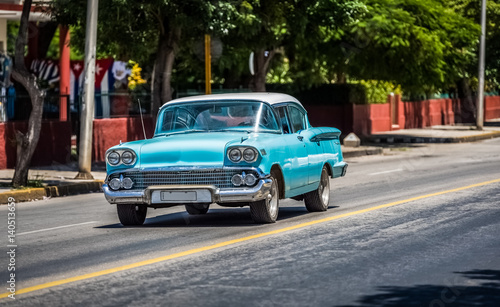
162,129 -> 206,137
211,128 -> 253,133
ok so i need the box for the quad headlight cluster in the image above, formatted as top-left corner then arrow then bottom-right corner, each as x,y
106,150 -> 136,166
227,147 -> 259,163
108,175 -> 134,191
231,171 -> 257,187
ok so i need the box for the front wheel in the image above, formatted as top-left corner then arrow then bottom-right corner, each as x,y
250,175 -> 279,223
117,204 -> 147,226
304,166 -> 330,212
185,204 -> 210,215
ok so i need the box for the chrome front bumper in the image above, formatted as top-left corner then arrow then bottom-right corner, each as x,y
103,178 -> 273,205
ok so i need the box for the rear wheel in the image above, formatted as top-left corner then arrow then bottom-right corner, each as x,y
304,166 -> 330,212
117,204 -> 147,226
250,173 -> 279,223
185,204 -> 210,215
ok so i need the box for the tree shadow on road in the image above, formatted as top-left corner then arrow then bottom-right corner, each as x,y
339,270 -> 500,307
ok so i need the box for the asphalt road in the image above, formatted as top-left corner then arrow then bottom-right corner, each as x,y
1,139 -> 500,306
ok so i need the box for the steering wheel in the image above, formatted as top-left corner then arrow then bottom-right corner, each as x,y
174,120 -> 190,129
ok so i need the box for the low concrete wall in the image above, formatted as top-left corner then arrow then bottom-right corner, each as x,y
485,96 -> 500,120
306,95 -> 499,137
92,116 -> 155,162
0,120 -> 72,169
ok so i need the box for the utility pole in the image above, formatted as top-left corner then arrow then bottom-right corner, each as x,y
76,0 -> 99,179
476,0 -> 487,130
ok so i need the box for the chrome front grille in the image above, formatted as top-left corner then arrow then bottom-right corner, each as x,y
109,169 -> 260,190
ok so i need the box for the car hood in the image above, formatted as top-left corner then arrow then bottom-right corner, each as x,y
138,132 -> 250,168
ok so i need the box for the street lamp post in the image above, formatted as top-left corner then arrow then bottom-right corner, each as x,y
476,0 -> 487,130
76,0 -> 99,179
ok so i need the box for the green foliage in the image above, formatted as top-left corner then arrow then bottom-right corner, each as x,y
345,0 -> 479,96
448,0 -> 500,91
353,80 -> 402,104
51,0 -> 238,90
51,0 -> 158,64
279,0 -> 367,88
27,174 -> 45,188
6,21 -> 20,55
47,0 -> 493,99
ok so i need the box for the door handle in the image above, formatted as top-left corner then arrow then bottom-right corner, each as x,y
297,135 -> 304,141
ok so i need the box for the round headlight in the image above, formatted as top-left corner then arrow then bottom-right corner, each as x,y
121,151 -> 135,165
228,148 -> 242,162
122,177 -> 134,189
244,173 -> 257,186
107,152 -> 120,165
109,178 -> 121,190
231,174 -> 243,186
243,148 -> 257,162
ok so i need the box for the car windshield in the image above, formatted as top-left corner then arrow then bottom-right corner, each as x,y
155,100 -> 281,136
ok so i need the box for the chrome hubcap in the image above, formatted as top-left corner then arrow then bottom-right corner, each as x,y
321,171 -> 330,205
268,180 -> 278,217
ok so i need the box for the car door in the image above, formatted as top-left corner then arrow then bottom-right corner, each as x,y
275,105 -> 309,190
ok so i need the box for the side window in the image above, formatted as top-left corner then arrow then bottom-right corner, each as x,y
275,106 -> 291,134
288,106 -> 306,133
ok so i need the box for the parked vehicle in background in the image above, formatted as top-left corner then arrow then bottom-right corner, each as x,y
103,93 -> 347,225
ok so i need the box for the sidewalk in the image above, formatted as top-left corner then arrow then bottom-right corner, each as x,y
368,122 -> 500,144
0,162 -> 106,204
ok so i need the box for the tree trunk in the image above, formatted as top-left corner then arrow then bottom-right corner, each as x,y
36,21 -> 59,59
456,78 -> 475,124
250,49 -> 275,92
152,21 -> 180,122
10,0 -> 46,188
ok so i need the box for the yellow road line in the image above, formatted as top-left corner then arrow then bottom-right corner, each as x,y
2,178 -> 500,299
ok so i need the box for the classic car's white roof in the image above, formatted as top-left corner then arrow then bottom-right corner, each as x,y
160,92 -> 303,109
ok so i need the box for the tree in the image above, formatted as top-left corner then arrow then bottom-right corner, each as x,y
343,0 -> 479,98
228,0 -> 289,92
448,0 -> 500,91
51,0 -> 235,118
283,0 -> 367,87
10,0 -> 46,187
217,0 -> 365,91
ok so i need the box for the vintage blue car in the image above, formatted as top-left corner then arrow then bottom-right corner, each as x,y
103,93 -> 347,225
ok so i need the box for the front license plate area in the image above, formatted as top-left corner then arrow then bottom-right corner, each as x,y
151,189 -> 212,204
161,191 -> 197,201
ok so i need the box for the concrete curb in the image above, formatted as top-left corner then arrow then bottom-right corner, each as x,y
368,131 -> 500,144
343,147 -> 384,158
0,180 -> 103,205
